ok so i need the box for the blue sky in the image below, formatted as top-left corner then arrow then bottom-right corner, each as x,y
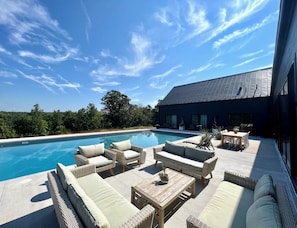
0,0 -> 279,112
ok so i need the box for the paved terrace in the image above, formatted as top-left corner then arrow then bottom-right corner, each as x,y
1,131 -> 297,227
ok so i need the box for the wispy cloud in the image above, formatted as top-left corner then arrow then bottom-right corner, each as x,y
91,33 -> 165,80
205,0 -> 270,44
91,87 -> 107,93
154,0 -> 210,46
0,70 -> 17,78
18,47 -> 78,64
0,0 -> 71,45
94,81 -> 120,86
18,70 -> 80,94
188,63 -> 211,75
213,12 -> 275,49
80,0 -> 92,42
150,81 -> 169,89
240,50 -> 264,58
151,64 -> 182,79
232,58 -> 256,68
0,46 -> 12,55
185,0 -> 210,41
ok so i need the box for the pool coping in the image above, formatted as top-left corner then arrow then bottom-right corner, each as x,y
0,128 -> 199,147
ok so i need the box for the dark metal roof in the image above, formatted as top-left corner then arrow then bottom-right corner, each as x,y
159,67 -> 272,106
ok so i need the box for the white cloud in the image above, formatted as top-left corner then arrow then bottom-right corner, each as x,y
0,70 -> 17,78
150,81 -> 169,89
151,64 -> 182,79
154,8 -> 174,26
18,70 -> 80,93
80,0 -> 92,42
232,58 -> 256,68
240,50 -> 264,58
91,87 -> 107,93
188,63 -> 211,75
18,48 -> 78,64
91,33 -> 165,79
0,0 -> 71,45
0,46 -> 12,55
185,0 -> 210,40
94,81 -> 120,86
213,13 -> 275,49
205,0 -> 270,43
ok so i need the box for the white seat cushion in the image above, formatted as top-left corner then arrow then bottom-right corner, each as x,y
88,156 -> 113,167
124,150 -> 140,159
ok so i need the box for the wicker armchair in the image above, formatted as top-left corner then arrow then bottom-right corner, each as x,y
74,143 -> 116,175
110,139 -> 145,172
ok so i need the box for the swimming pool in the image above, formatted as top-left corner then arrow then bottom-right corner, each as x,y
0,130 -> 194,181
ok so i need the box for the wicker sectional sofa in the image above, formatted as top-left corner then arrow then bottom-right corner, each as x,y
47,163 -> 155,228
153,141 -> 218,184
187,171 -> 297,228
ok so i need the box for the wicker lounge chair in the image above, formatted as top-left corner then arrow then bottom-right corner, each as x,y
74,143 -> 116,175
110,139 -> 146,172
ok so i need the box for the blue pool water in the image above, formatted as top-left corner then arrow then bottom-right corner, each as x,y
0,130 -> 194,181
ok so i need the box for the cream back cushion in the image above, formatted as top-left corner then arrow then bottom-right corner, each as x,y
79,143 -> 105,158
68,183 -> 110,228
111,139 -> 131,151
56,163 -> 78,190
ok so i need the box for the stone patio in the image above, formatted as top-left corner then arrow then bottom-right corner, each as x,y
0,133 -> 296,227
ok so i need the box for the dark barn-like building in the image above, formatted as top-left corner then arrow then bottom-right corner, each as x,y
158,68 -> 272,136
271,0 -> 297,189
158,0 -> 297,190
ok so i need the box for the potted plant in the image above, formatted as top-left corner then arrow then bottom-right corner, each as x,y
233,126 -> 239,134
159,165 -> 169,183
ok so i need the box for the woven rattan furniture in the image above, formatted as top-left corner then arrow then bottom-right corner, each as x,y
47,163 -> 155,228
187,171 -> 297,228
153,141 -> 218,185
74,143 -> 116,175
110,139 -> 146,172
131,169 -> 195,228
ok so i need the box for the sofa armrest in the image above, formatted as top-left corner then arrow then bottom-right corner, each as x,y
275,184 -> 297,228
202,156 -> 218,177
119,204 -> 155,228
110,148 -> 126,163
186,215 -> 210,228
224,171 -> 256,190
153,145 -> 164,153
71,164 -> 96,178
131,145 -> 143,153
104,149 -> 117,162
74,153 -> 89,167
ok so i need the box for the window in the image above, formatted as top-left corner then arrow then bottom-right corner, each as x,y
191,114 -> 208,129
166,115 -> 177,128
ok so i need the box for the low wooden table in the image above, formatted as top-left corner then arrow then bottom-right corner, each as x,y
221,131 -> 249,151
131,169 -> 196,228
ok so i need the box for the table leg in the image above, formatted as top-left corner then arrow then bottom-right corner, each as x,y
190,182 -> 196,196
131,188 -> 135,204
240,138 -> 243,151
221,135 -> 224,147
157,208 -> 165,228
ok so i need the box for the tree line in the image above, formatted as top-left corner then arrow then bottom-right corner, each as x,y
0,90 -> 159,139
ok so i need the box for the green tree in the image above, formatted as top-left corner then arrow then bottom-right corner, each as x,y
48,110 -> 67,134
86,103 -> 103,130
101,90 -> 131,128
0,113 -> 16,138
30,104 -> 48,136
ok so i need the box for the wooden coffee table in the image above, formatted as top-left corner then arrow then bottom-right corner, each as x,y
131,169 -> 196,228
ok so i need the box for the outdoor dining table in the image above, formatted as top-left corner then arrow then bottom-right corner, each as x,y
221,131 -> 249,151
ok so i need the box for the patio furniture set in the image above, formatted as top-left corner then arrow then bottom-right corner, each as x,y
47,135 -> 297,227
